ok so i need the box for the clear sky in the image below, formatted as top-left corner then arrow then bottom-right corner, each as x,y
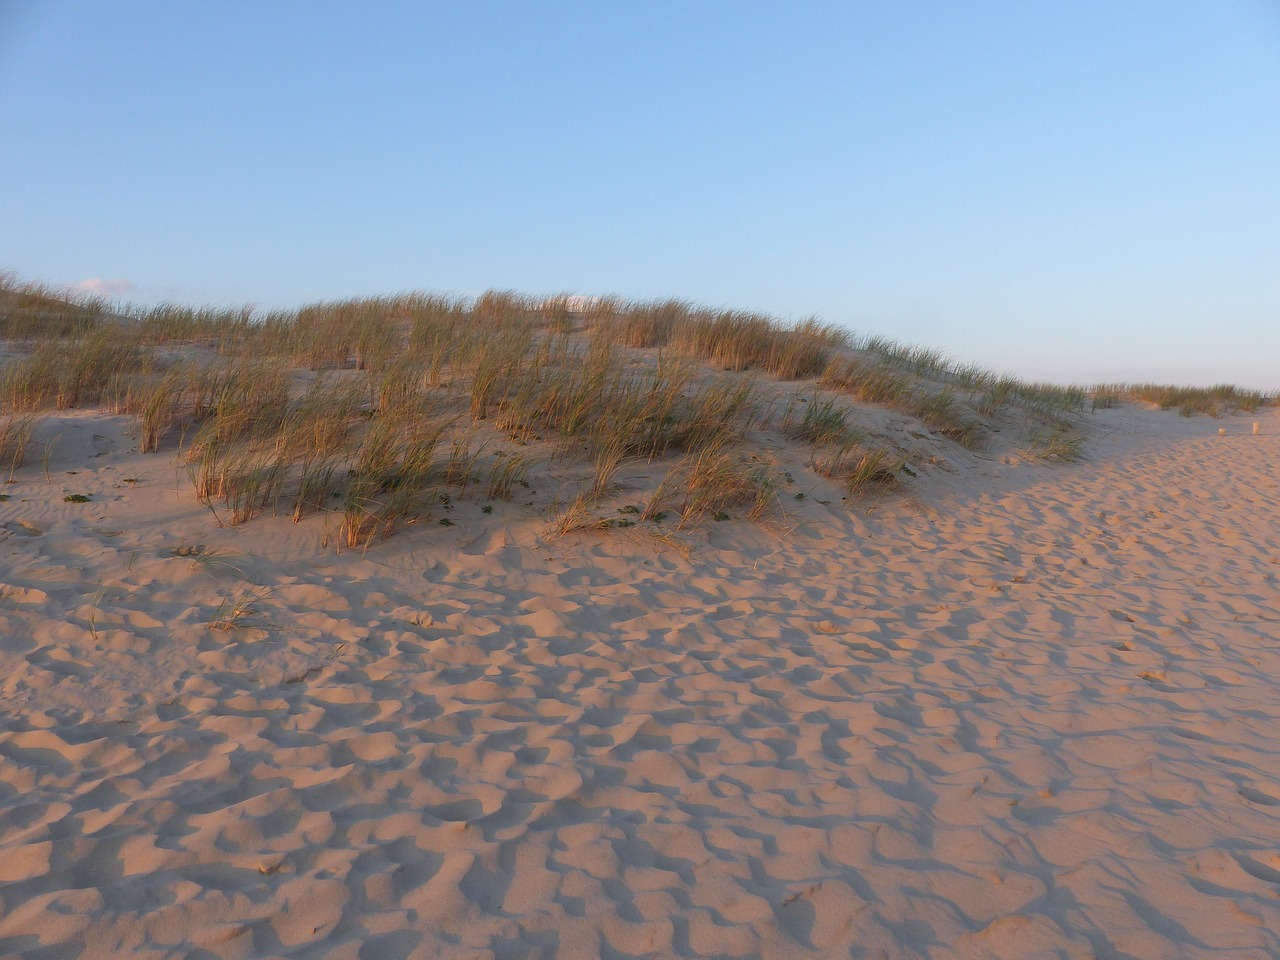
2,1 -> 1277,388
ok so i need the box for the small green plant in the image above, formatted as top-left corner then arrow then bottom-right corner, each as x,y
485,451 -> 532,501
63,493 -> 90,503
0,273 -> 106,338
86,587 -> 108,641
1025,429 -> 1084,462
1090,392 -> 1119,411
673,442 -> 771,528
173,543 -> 246,578
41,433 -> 61,482
781,396 -> 855,446
821,444 -> 907,498
208,585 -> 274,630
1119,382 -> 1267,416
819,355 -> 913,407
911,390 -> 985,449
590,436 -> 628,499
0,414 -> 43,480
549,493 -> 596,537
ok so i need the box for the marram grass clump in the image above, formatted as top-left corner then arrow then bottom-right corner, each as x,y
3,274 -> 1270,547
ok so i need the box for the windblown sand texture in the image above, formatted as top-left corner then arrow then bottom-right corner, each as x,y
1,406 -> 1278,958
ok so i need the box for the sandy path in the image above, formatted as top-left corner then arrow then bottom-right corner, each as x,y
1,408 -> 1278,958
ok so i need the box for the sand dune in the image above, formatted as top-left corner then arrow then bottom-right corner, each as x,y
2,405 -> 1278,958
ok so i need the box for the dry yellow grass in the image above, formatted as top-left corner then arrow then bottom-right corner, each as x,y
2,275 -> 1270,546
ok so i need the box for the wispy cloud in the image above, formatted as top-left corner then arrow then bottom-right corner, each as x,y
74,277 -> 137,298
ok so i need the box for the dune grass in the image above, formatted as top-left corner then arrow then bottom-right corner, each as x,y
0,330 -> 149,411
0,413 -> 41,479
1096,383 -> 1267,417
3,277 -> 1272,545
781,396 -> 858,447
1023,428 -> 1086,463
0,273 -> 106,339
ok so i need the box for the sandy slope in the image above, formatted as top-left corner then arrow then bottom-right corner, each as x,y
1,406 -> 1278,959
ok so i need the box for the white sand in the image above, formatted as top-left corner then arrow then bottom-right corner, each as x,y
1,405 -> 1278,958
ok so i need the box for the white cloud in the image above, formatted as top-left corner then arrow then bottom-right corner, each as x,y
74,278 -> 137,298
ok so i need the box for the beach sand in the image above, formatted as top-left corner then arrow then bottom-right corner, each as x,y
1,404 -> 1278,958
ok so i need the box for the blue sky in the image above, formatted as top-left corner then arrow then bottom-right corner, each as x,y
2,1 -> 1278,388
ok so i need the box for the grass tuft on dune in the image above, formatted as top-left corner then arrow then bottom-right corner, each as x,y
1,273 -> 1272,546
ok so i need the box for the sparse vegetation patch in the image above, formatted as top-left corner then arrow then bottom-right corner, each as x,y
3,273 -> 1271,545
